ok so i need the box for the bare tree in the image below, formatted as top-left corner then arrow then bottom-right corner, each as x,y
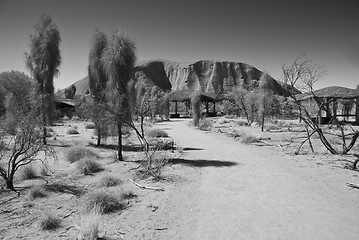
26,14 -> 61,145
283,56 -> 359,154
0,113 -> 54,191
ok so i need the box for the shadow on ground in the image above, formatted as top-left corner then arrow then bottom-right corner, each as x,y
170,158 -> 238,168
89,143 -> 144,152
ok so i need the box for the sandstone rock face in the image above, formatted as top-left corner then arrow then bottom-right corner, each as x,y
63,59 -> 290,97
134,59 -> 290,96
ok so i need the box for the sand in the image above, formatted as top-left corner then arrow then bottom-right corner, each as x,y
1,118 -> 359,239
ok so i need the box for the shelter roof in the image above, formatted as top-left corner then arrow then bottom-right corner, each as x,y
297,86 -> 359,101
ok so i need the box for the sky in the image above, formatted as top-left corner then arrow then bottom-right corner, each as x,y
0,0 -> 358,90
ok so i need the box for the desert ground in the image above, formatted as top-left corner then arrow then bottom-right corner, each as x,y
1,116 -> 359,240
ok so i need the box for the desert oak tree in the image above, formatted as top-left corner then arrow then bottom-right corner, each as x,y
101,30 -> 137,161
26,13 -> 61,145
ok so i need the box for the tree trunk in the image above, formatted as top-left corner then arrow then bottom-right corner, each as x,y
5,177 -> 15,191
42,97 -> 47,145
97,127 -> 101,146
117,122 -> 123,161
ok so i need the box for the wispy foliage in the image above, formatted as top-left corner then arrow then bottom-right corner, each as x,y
25,13 -> 61,143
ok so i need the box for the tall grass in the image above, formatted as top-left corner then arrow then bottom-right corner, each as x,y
66,147 -> 99,163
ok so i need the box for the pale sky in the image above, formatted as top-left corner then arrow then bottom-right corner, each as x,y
0,0 -> 358,90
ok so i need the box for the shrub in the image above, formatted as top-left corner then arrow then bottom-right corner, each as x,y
77,209 -> 100,240
85,123 -> 95,129
265,124 -> 281,131
241,134 -> 261,144
72,116 -> 80,121
235,120 -> 249,126
77,158 -> 103,175
121,189 -> 136,200
99,176 -> 123,187
84,189 -> 125,214
199,118 -> 212,131
67,128 -> 79,135
39,214 -> 61,230
20,165 -> 38,180
147,128 -> 168,138
29,187 -> 47,200
63,116 -> 70,121
66,147 -> 99,163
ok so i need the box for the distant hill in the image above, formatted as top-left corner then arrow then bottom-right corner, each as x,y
58,59 -> 294,98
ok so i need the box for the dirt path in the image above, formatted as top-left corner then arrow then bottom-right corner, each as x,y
157,119 -> 359,240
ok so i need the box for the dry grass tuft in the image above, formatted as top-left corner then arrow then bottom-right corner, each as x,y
29,187 -> 47,200
67,128 -> 80,135
77,209 -> 101,240
20,165 -> 38,180
235,120 -> 249,126
85,123 -> 96,129
66,147 -> 99,163
83,189 -> 126,214
39,213 -> 61,231
241,134 -> 261,144
77,158 -> 103,175
99,175 -> 123,187
121,189 -> 136,200
72,116 -> 80,121
147,128 -> 168,138
199,118 -> 213,131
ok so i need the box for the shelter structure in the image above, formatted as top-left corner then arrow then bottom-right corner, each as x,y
167,90 -> 219,118
54,96 -> 77,117
297,86 -> 359,125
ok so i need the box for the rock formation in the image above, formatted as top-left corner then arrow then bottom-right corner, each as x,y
62,59 -> 291,97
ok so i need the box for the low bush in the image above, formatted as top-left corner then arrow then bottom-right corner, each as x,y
83,189 -> 125,214
77,209 -> 100,240
77,158 -> 103,175
147,128 -> 168,138
199,118 -> 212,131
72,116 -> 80,121
121,189 -> 136,200
29,187 -> 47,200
99,175 -> 123,187
66,147 -> 99,163
85,123 -> 95,129
235,120 -> 249,126
67,128 -> 79,135
265,124 -> 281,131
39,214 -> 61,230
241,134 -> 261,144
20,165 -> 38,180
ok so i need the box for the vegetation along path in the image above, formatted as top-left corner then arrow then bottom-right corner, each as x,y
157,119 -> 359,240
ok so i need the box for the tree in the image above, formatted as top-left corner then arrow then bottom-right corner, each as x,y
88,28 -> 108,146
283,56 -> 359,154
258,73 -> 274,131
191,92 -> 201,126
25,14 -> 61,145
0,112 -> 54,191
101,30 -> 136,161
0,71 -> 35,133
64,84 -> 76,99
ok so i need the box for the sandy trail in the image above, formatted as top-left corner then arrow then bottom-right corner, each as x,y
157,119 -> 359,240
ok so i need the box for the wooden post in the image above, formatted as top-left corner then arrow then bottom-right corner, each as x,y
326,98 -> 330,118
175,101 -> 178,115
205,101 -> 209,113
213,102 -> 216,114
356,98 -> 359,125
333,98 -> 338,118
